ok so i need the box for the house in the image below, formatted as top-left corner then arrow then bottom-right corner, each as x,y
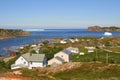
85,46 -> 95,49
66,47 -> 79,53
69,38 -> 79,43
60,40 -> 67,44
38,43 -> 44,46
88,49 -> 94,53
79,52 -> 85,55
75,38 -> 79,42
31,44 -> 37,48
85,46 -> 95,53
48,49 -> 72,66
19,46 -> 24,49
11,53 -> 47,69
48,56 -> 64,67
69,39 -> 75,43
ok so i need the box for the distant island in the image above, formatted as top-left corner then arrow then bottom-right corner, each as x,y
88,26 -> 120,32
0,29 -> 31,40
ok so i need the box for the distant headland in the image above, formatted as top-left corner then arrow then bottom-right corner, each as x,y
0,29 -> 31,40
88,26 -> 120,32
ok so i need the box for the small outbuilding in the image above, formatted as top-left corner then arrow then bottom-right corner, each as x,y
66,47 -> 79,53
79,52 -> 85,55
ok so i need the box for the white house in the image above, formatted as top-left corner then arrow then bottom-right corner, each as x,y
48,56 -> 64,67
88,49 -> 94,53
66,47 -> 79,53
75,38 -> 79,42
79,52 -> 85,55
69,39 -> 75,43
85,46 -> 95,53
19,46 -> 24,49
11,53 -> 47,69
60,40 -> 67,44
85,46 -> 95,49
31,44 -> 37,48
48,49 -> 72,66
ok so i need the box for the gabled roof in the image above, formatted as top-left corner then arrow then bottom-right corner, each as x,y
61,49 -> 71,55
22,53 -> 45,62
54,56 -> 64,62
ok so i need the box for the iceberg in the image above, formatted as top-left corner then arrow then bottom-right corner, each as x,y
23,29 -> 44,32
104,32 -> 112,36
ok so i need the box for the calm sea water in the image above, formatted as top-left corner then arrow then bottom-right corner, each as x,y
0,29 -> 120,56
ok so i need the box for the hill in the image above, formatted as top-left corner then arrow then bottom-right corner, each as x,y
88,26 -> 120,32
0,29 -> 31,40
20,62 -> 120,80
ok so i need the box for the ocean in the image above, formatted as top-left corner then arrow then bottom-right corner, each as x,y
0,29 -> 120,56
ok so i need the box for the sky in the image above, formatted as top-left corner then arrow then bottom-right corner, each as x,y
0,0 -> 120,29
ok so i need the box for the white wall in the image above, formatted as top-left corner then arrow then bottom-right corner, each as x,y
28,56 -> 47,69
11,66 -> 21,69
28,62 -> 43,69
15,56 -> 29,66
54,52 -> 70,62
48,58 -> 63,65
13,55 -> 47,69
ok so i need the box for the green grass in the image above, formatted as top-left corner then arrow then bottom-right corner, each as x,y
78,47 -> 88,53
72,49 -> 120,64
0,61 -> 10,74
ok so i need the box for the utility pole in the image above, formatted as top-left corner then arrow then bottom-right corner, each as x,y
96,49 -> 98,62
106,53 -> 109,64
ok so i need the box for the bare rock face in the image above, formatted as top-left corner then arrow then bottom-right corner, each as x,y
88,26 -> 120,32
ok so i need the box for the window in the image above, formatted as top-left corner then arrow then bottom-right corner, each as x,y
30,61 -> 32,64
24,62 -> 26,64
61,55 -> 63,57
32,67 -> 35,69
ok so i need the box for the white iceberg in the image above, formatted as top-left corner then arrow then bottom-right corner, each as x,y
104,32 -> 112,36
23,29 -> 44,32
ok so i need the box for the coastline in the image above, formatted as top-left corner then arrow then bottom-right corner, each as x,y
88,26 -> 120,32
0,29 -> 31,40
0,35 -> 31,40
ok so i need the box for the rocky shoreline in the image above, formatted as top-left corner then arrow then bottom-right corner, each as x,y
88,26 -> 120,32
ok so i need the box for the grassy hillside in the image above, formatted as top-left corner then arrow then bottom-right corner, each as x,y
72,49 -> 120,64
0,29 -> 30,40
20,62 -> 120,80
53,62 -> 120,80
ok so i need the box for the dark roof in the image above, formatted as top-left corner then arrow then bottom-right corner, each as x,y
55,56 -> 64,62
61,49 -> 71,55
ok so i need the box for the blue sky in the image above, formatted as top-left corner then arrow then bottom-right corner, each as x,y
0,0 -> 120,29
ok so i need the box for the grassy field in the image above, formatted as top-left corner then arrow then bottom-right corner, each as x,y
72,49 -> 120,64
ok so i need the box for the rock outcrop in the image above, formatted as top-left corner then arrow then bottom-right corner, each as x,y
88,26 -> 120,32
0,29 -> 31,40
